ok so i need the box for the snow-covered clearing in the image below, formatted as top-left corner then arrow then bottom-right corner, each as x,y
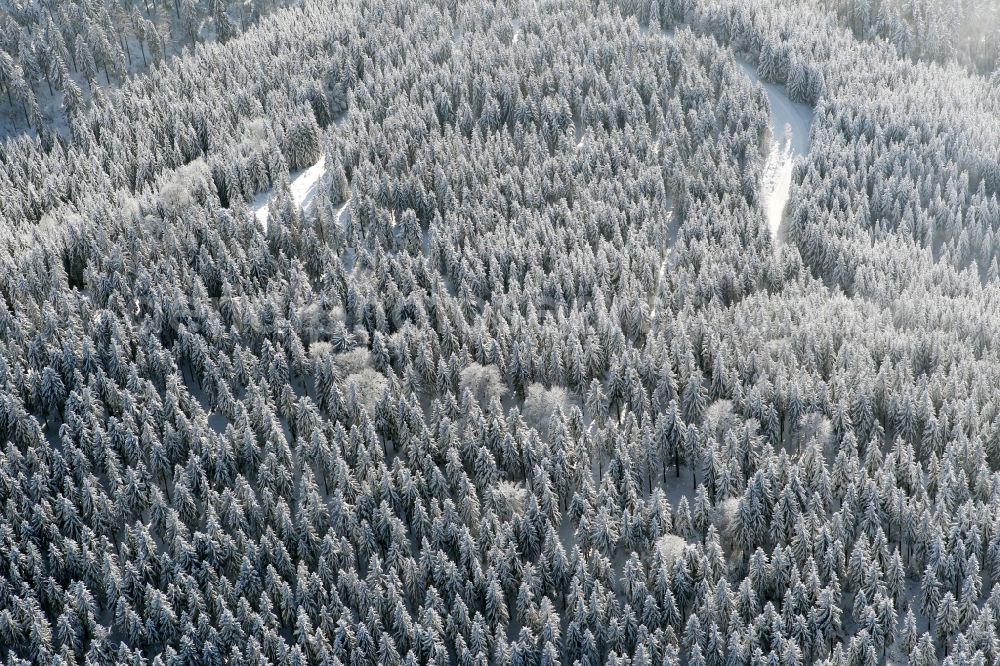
760,135 -> 795,239
252,155 -> 327,229
735,58 -> 813,245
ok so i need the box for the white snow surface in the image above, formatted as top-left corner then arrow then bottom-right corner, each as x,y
735,58 -> 813,244
252,155 -> 327,229
336,196 -> 352,230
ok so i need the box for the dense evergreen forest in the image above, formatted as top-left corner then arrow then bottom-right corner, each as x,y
1,0 -> 999,664
0,0 -> 294,137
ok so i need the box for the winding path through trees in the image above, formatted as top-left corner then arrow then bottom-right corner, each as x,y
736,57 -> 814,246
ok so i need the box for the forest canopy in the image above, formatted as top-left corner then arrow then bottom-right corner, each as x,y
0,0 -> 999,664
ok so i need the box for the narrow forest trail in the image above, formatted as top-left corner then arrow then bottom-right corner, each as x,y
735,58 -> 814,246
252,155 -> 328,229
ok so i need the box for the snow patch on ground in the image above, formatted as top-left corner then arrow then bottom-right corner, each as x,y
735,58 -> 813,245
252,155 -> 327,229
250,191 -> 269,225
737,59 -> 813,157
335,195 -> 352,230
761,131 -> 796,240
654,463 -> 700,511
293,156 -> 327,210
